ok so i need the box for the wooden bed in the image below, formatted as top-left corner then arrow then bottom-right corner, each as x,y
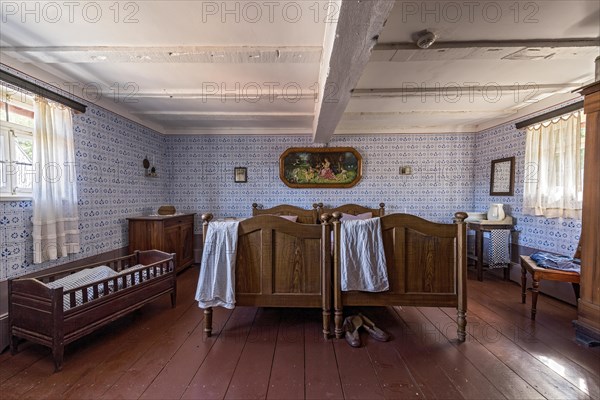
201,213 -> 332,338
8,250 -> 176,371
251,202 -> 319,224
319,202 -> 385,218
332,212 -> 468,342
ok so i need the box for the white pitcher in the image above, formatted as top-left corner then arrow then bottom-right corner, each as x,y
487,203 -> 505,221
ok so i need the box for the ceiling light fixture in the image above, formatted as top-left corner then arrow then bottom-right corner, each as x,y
416,31 -> 437,49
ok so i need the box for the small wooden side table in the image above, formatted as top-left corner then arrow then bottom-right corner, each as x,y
467,221 -> 514,281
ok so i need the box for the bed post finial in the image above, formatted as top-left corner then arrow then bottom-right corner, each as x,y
331,211 -> 342,222
201,214 -> 213,247
454,212 -> 468,223
320,213 -> 332,224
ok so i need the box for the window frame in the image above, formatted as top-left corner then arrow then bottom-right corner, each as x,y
522,110 -> 585,219
1,85 -> 34,200
1,121 -> 34,201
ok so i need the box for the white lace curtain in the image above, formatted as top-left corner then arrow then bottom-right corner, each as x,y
523,110 -> 584,219
32,98 -> 80,264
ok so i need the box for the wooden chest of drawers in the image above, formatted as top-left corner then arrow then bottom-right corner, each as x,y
127,213 -> 195,273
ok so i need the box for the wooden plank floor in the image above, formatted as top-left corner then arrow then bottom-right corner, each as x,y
2,267 -> 599,399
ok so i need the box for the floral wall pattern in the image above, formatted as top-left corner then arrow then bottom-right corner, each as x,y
165,133 -> 476,229
473,100 -> 583,257
1,65 -> 169,279
0,65 -> 584,281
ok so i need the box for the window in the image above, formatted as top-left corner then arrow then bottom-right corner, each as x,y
523,110 -> 585,219
0,85 -> 34,198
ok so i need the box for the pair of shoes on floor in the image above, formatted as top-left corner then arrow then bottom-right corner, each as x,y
343,315 -> 363,347
343,314 -> 390,348
358,313 -> 390,342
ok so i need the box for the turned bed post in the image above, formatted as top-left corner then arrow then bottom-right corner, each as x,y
201,213 -> 214,337
331,212 -> 344,339
454,211 -> 468,342
320,213 -> 333,339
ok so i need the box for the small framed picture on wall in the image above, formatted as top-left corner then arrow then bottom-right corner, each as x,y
234,167 -> 247,183
490,157 -> 515,196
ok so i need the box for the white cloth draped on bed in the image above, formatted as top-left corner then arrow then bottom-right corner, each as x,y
340,218 -> 389,292
195,221 -> 240,309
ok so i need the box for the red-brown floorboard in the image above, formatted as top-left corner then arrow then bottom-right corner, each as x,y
394,306 -> 505,399
2,268 -> 599,399
224,308 -> 281,399
180,307 -> 258,400
266,310 -> 305,400
450,305 -> 589,399
419,306 -> 543,399
303,310 -> 344,400
377,306 -> 465,399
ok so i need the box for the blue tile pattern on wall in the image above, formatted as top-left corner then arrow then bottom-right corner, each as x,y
165,133 -> 477,232
1,64 -> 584,280
1,65 -> 169,280
473,100 -> 583,256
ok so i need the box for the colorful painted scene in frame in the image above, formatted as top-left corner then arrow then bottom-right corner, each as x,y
279,147 -> 362,188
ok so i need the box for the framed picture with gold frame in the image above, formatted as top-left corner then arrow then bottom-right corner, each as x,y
279,147 -> 362,188
490,157 -> 515,196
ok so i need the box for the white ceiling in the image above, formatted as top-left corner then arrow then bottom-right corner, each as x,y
1,0 -> 598,141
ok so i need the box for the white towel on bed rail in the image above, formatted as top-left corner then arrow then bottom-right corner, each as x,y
195,220 -> 240,309
340,218 -> 389,292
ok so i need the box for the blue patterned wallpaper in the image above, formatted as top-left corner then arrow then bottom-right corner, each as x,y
1,65 -> 584,280
165,133 -> 477,230
473,101 -> 583,256
1,69 -> 169,279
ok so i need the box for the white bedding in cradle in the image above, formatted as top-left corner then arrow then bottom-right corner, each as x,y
45,263 -> 166,310
340,217 -> 389,292
45,266 -> 118,310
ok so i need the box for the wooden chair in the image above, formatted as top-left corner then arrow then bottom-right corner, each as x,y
520,241 -> 581,320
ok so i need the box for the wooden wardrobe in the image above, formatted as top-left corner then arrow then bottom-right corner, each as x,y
573,81 -> 600,345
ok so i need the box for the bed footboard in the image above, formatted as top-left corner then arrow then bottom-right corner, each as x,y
332,212 -> 468,342
201,213 -> 333,338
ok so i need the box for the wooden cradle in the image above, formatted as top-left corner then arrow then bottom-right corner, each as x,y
8,250 -> 176,371
201,213 -> 332,338
251,202 -> 320,224
331,212 -> 468,342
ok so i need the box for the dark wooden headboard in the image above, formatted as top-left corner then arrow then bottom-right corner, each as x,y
251,203 -> 319,224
